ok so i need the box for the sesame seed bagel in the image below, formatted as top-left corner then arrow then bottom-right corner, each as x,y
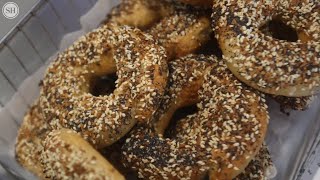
39,24 -> 168,149
153,54 -> 215,134
148,10 -> 211,59
41,129 -> 124,180
15,101 -> 49,179
103,0 -> 173,30
212,0 -> 320,97
105,0 -> 212,60
122,57 -> 269,179
178,0 -> 212,7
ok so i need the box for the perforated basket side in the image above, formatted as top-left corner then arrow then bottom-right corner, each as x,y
0,0 -> 97,107
0,0 -> 97,178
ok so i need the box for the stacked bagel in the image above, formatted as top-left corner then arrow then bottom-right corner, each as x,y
15,0 -> 319,179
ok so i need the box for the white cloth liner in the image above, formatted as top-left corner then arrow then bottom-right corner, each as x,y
0,0 -> 319,179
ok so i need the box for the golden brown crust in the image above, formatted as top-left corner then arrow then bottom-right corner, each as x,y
15,100 -> 48,179
148,11 -> 212,59
39,24 -> 168,149
41,129 -> 124,180
103,0 -> 173,29
212,0 -> 320,97
153,54 -> 214,134
122,55 -> 269,179
105,0 -> 212,60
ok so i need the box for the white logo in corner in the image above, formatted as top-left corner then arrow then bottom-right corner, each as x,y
2,2 -> 19,19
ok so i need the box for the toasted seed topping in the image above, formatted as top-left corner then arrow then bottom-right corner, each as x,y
15,100 -> 49,179
149,10 -> 211,59
212,0 -> 320,96
105,0 -> 211,59
40,24 -> 168,148
103,0 -> 173,29
41,129 -> 124,180
122,55 -> 269,179
152,54 -> 215,134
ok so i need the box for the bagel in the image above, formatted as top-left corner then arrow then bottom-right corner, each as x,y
103,0 -> 172,30
41,129 -> 124,180
122,55 -> 269,179
148,11 -> 211,59
212,0 -> 320,97
107,143 -> 275,180
15,101 -> 48,179
152,54 -> 215,134
105,0 -> 212,60
39,24 -> 168,149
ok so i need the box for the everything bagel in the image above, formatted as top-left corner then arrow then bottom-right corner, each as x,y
212,0 -> 320,97
148,11 -> 211,59
104,0 -> 172,30
41,129 -> 124,179
40,24 -> 168,149
15,101 -> 49,179
105,0 -> 212,60
152,54 -> 214,134
122,55 -> 269,179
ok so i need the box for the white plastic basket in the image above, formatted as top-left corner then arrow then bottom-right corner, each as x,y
0,1 -> 319,179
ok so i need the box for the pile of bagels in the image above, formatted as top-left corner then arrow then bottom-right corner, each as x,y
15,0 -> 319,179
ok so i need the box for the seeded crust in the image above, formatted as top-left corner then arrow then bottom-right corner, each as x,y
101,144 -> 275,180
41,129 -> 124,180
122,56 -> 269,180
15,100 -> 49,179
153,55 -> 275,179
234,144 -> 275,180
212,0 -> 320,97
153,54 -> 215,134
103,0 -> 173,29
148,11 -> 212,59
39,24 -> 168,149
272,95 -> 314,111
105,0 -> 212,60
178,0 -> 212,7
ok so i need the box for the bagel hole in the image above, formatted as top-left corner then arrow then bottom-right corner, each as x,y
100,135 -> 138,179
196,33 -> 223,58
164,104 -> 198,138
203,174 -> 209,180
260,19 -> 298,42
90,73 -> 117,96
